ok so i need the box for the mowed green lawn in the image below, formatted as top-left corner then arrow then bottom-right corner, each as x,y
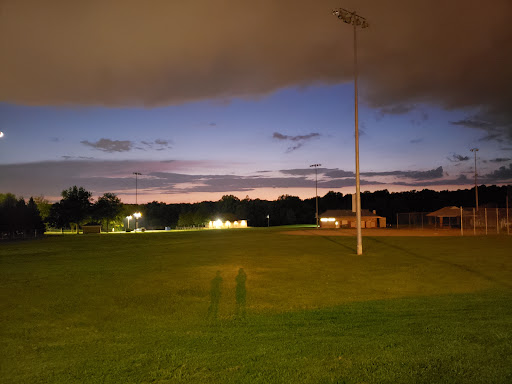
1,228 -> 512,383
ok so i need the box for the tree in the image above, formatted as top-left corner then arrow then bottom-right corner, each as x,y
0,194 -> 45,237
218,195 -> 240,214
53,186 -> 93,233
27,197 -> 46,234
92,193 -> 123,232
33,196 -> 52,221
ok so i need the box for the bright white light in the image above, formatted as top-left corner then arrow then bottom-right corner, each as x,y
320,218 -> 336,222
0,131 -> 4,138
133,212 -> 142,219
126,215 -> 133,220
213,219 -> 223,229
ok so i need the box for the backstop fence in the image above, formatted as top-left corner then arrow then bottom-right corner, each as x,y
396,208 -> 511,235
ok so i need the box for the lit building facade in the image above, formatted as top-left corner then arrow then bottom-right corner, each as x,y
319,209 -> 386,229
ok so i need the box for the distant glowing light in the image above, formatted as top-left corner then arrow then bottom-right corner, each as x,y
320,218 -> 336,222
0,131 -> 4,138
133,212 -> 142,219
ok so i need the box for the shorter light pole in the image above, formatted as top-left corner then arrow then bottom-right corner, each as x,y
470,148 -> 479,211
267,215 -> 270,227
126,215 -> 132,231
133,212 -> 142,230
133,172 -> 142,205
310,164 -> 322,228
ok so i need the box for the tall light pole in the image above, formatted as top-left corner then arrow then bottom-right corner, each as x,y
310,164 -> 322,228
333,8 -> 368,255
133,172 -> 141,205
470,148 -> 479,211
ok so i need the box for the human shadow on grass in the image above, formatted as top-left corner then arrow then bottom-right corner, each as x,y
207,271 -> 223,320
368,237 -> 512,289
207,269 -> 249,321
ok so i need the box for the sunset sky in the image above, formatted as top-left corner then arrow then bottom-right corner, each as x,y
1,0 -> 511,203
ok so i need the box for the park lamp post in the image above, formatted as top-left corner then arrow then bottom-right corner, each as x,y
133,172 -> 141,205
470,148 -> 479,211
310,164 -> 322,228
126,215 -> 132,230
267,215 -> 270,227
133,212 -> 142,230
333,7 -> 368,255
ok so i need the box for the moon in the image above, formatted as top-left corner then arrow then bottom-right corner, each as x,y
0,131 -> 4,138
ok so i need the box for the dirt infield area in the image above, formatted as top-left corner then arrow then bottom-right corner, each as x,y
282,228 -> 464,237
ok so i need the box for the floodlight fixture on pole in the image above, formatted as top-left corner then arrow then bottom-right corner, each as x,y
133,172 -> 142,205
126,215 -> 132,230
333,7 -> 368,255
133,212 -> 142,230
310,164 -> 322,228
470,148 -> 479,211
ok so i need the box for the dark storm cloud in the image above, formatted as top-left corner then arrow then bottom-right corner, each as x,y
140,139 -> 173,151
281,166 -> 443,181
361,166 -> 443,180
81,138 -> 133,152
484,164 -> 512,181
451,119 -> 493,130
451,116 -> 511,143
324,169 -> 355,178
272,133 -> 321,142
280,168 -> 330,176
2,159 -> 461,200
489,158 -> 511,163
479,133 -> 503,143
0,159 -> 235,198
273,132 -> 321,153
447,154 -> 470,162
395,174 -> 470,187
61,155 -> 94,160
378,104 -> 416,115
3,0 -> 510,141
81,138 -> 172,152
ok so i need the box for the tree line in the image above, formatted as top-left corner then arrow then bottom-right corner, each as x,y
1,184 -> 509,235
141,185 -> 510,229
0,186 -> 123,237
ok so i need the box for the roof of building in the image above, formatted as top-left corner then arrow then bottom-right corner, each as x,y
426,206 -> 461,217
319,209 -> 383,218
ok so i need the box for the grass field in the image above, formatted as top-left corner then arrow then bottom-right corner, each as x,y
1,228 -> 512,383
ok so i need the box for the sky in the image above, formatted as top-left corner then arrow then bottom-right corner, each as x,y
1,0 -> 511,204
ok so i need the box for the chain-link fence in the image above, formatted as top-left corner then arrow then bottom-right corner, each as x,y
396,208 -> 511,235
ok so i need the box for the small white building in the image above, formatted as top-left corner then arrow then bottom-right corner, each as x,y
208,219 -> 248,229
319,209 -> 386,229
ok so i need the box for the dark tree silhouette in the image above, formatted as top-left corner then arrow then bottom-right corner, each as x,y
92,193 -> 123,232
0,193 -> 45,238
50,186 -> 92,233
